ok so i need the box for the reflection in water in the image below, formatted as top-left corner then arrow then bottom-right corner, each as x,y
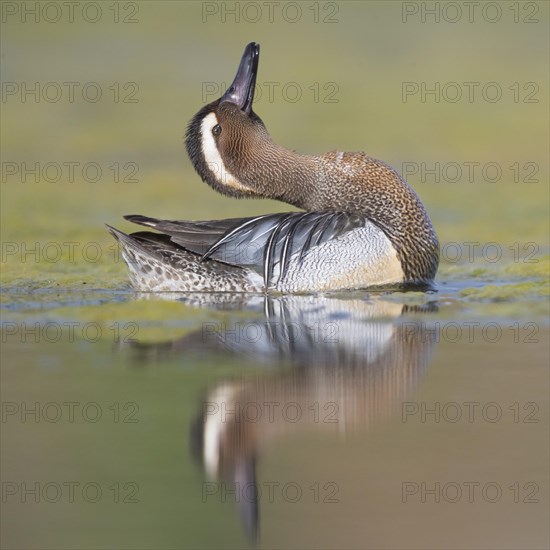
127,294 -> 438,542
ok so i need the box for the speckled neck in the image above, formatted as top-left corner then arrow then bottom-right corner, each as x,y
238,146 -> 439,283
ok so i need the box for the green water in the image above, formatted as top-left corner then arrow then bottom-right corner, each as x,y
1,2 -> 549,548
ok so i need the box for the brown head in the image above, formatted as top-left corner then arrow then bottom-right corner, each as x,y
185,43 -> 317,207
186,43 -> 267,196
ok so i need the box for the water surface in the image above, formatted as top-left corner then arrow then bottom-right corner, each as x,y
2,286 -> 548,549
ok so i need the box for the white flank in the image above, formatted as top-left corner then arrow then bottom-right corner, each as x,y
200,113 -> 252,192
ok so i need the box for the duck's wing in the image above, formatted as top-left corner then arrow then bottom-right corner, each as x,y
124,214 -> 244,256
124,212 -> 365,287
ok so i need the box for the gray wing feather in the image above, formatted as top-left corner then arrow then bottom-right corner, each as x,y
124,214 -> 247,256
125,212 -> 365,287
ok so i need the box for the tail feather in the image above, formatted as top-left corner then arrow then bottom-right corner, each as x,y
106,223 -> 262,292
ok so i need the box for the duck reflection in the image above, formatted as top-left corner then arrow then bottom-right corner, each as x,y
128,294 -> 438,542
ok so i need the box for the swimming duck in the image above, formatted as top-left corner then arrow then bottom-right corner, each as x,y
107,42 -> 439,292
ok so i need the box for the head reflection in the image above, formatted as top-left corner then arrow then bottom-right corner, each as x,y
128,294 -> 438,542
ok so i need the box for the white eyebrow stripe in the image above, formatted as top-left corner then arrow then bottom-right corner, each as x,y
200,112 -> 252,192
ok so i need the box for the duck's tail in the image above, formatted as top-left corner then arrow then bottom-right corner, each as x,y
106,224 -> 262,292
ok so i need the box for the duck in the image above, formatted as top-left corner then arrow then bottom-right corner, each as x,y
107,42 -> 439,293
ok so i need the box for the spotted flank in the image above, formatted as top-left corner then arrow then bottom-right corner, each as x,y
106,225 -> 262,292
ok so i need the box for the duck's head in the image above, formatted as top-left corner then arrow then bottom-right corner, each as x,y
186,42 -> 274,199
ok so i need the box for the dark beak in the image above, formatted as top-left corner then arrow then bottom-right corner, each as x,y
221,42 -> 259,115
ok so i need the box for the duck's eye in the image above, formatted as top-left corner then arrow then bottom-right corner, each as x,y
212,124 -> 221,136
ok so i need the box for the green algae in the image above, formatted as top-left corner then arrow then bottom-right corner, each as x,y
460,280 -> 549,301
504,255 -> 550,278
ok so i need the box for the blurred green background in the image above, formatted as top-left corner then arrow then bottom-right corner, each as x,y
1,0 -> 548,293
1,3 -> 550,549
